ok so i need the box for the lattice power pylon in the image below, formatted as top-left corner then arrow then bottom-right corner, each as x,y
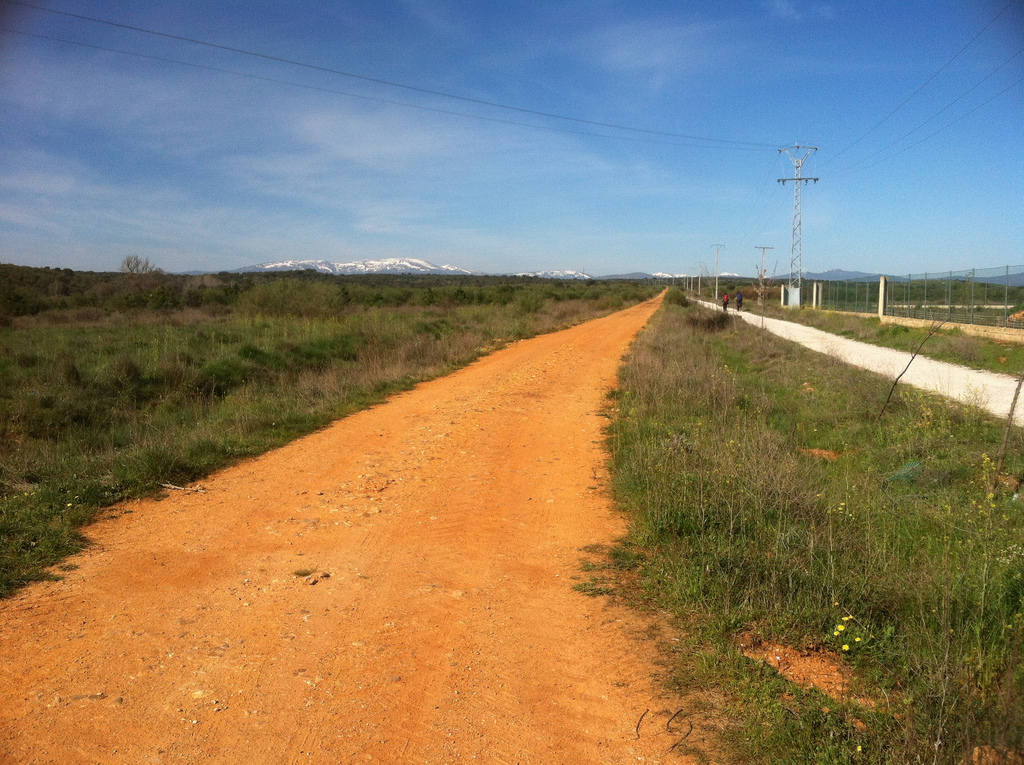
778,145 -> 818,293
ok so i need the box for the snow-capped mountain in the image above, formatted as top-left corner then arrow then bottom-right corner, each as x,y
233,258 -> 479,276
514,270 -> 592,280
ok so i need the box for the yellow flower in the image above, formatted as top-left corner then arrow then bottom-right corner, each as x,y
837,624 -> 846,631
834,631 -> 840,636
855,637 -> 862,642
842,616 -> 852,621
843,645 -> 850,651
857,745 -> 862,752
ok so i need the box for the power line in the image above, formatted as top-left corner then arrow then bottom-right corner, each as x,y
826,46 -> 1024,177
1,28 -> 770,152
821,0 -> 1019,168
9,0 -> 779,150
830,75 -> 1024,179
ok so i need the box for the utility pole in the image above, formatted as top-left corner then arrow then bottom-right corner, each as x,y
755,246 -> 774,327
778,145 -> 818,307
711,244 -> 724,301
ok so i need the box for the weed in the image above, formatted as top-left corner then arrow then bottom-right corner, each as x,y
770,305 -> 1024,375
685,306 -> 732,332
572,578 -> 614,597
610,301 -> 1024,763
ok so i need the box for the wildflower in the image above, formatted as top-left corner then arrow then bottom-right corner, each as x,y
834,631 -> 840,636
843,645 -> 850,651
857,745 -> 862,752
855,637 -> 861,642
842,616 -> 852,621
837,624 -> 846,631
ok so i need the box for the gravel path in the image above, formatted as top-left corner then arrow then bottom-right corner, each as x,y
725,306 -> 1024,425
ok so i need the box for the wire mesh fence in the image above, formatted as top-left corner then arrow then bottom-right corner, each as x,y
815,266 -> 1024,329
815,278 -> 881,315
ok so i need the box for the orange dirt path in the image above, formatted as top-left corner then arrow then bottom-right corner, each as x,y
0,296 -> 693,764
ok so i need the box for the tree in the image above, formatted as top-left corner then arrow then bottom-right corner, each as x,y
120,255 -> 162,275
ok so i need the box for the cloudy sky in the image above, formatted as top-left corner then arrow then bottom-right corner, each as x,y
0,0 -> 1021,277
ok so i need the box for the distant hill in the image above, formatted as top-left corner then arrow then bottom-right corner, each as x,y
231,258 -> 479,276
597,272 -> 658,280
514,270 -> 592,280
801,269 -> 881,281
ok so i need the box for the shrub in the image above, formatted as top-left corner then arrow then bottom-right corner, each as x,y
197,357 -> 251,396
685,306 -> 731,331
237,279 -> 346,318
664,287 -> 690,307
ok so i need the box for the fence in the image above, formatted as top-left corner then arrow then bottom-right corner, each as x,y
815,279 -> 881,315
816,266 -> 1024,329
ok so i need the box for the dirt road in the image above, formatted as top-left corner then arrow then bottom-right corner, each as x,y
0,296 -> 697,764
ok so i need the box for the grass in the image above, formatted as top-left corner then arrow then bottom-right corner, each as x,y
0,281 -> 658,596
763,304 -> 1024,376
608,302 -> 1024,763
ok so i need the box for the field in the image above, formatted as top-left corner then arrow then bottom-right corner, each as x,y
0,272 -> 657,596
608,292 -> 1024,763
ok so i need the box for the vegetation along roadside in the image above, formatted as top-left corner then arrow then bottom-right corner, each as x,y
605,289 -> 1024,763
762,302 -> 1024,377
0,268 -> 657,597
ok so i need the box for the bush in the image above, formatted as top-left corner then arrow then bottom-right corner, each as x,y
685,306 -> 731,331
237,279 -> 346,318
197,357 -> 252,396
664,287 -> 690,307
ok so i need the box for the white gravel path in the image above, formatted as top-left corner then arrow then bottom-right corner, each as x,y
717,304 -> 1024,425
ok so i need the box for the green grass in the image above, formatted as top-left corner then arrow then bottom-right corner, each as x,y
608,303 -> 1024,763
0,282 -> 657,596
764,305 -> 1024,376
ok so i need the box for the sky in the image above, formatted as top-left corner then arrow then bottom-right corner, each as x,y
0,0 -> 1021,278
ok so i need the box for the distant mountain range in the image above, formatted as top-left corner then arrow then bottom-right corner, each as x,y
801,269 -> 881,281
514,269 -> 591,280
219,258 -> 682,280
231,258 -> 478,276
194,260 -> 1023,286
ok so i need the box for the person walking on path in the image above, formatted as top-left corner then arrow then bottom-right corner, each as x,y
722,293 -> 729,312
735,290 -> 743,311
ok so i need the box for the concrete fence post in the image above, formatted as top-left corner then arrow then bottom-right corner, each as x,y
878,276 -> 887,319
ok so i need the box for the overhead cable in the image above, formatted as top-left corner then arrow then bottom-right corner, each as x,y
826,45 -> 1024,177
9,0 -> 778,149
821,0 -> 1019,167
830,75 -> 1024,179
3,28 -> 776,151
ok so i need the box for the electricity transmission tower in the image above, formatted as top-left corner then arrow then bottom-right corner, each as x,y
778,145 -> 818,301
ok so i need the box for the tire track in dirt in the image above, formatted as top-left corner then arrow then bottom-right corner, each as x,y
0,295 -> 703,764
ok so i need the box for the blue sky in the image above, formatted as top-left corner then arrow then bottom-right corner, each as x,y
0,1 -> 1021,277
